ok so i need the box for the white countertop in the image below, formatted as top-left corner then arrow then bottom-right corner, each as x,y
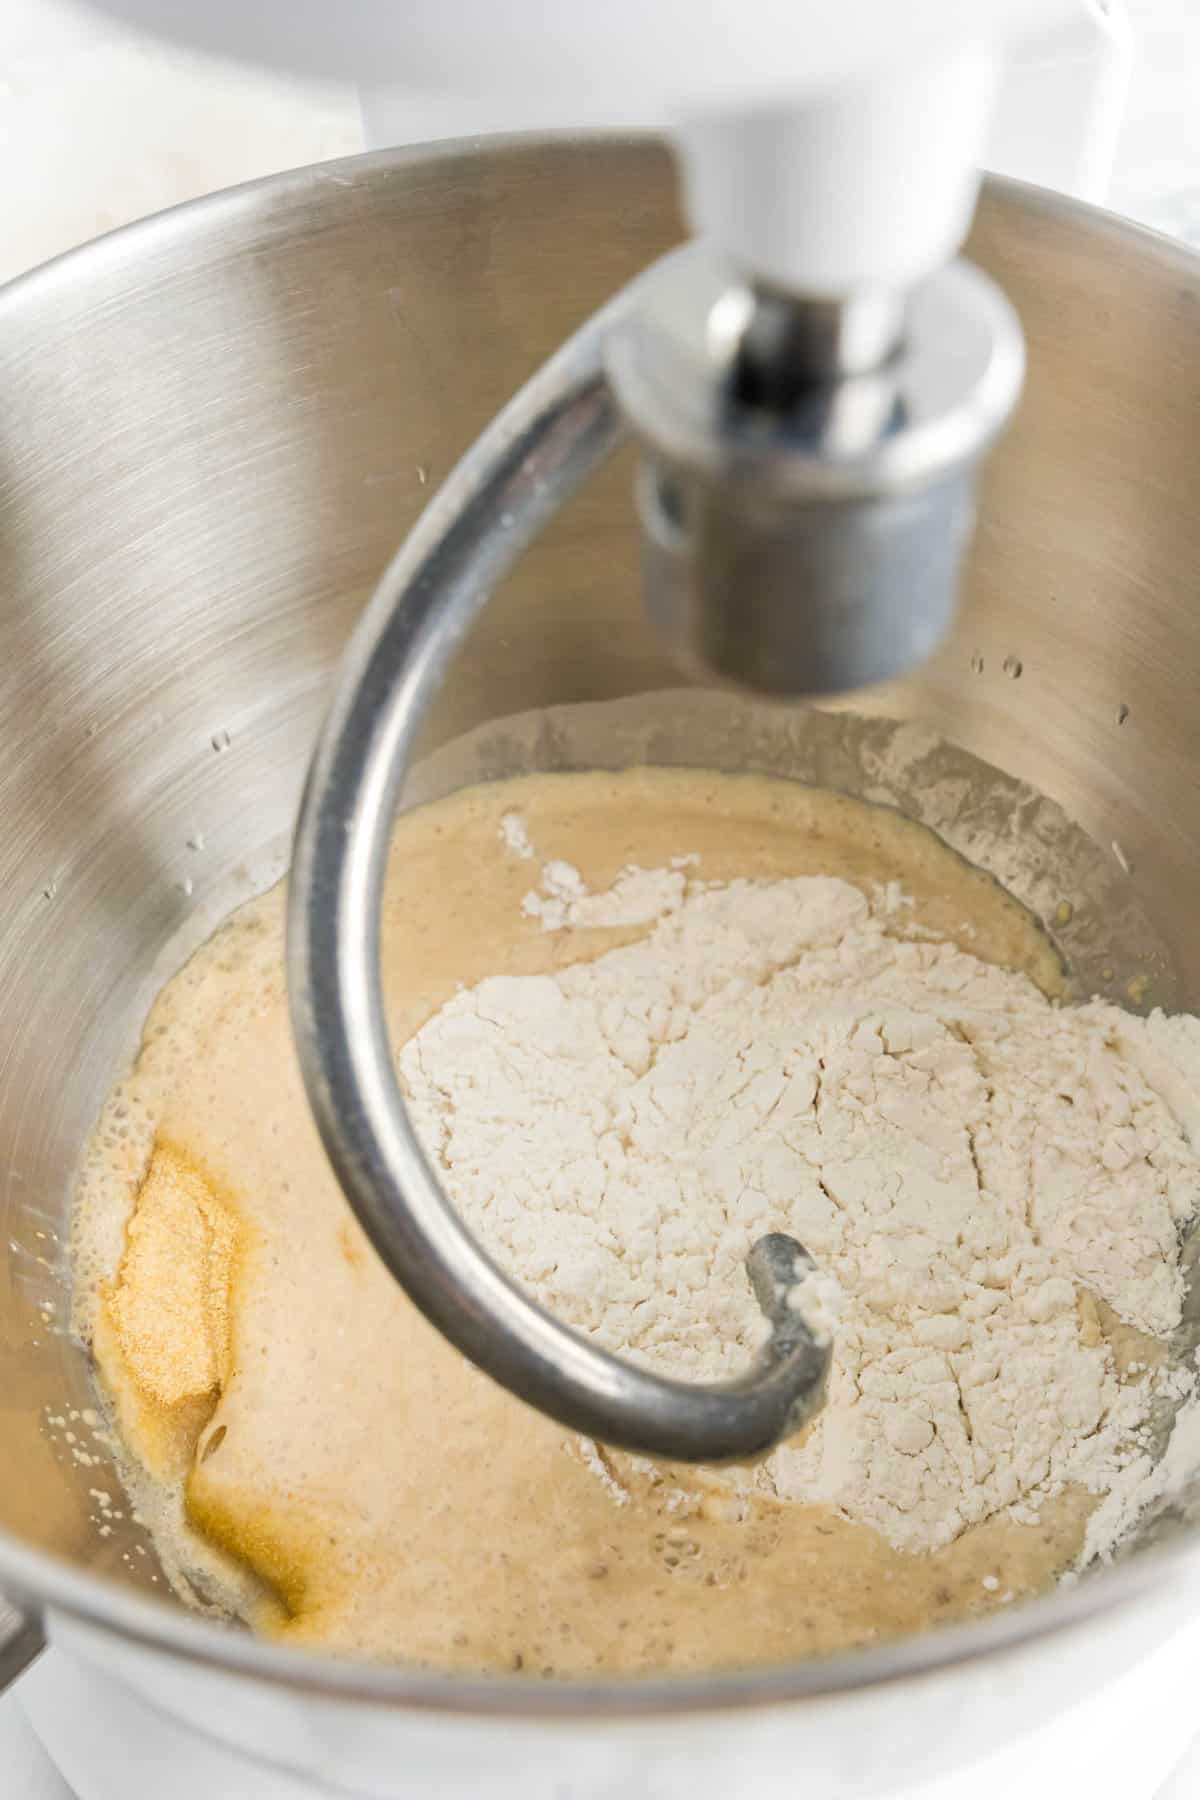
4,0 -> 1200,1793
2,1692 -> 73,1800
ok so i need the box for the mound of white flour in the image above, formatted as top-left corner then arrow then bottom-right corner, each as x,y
401,855 -> 1200,1555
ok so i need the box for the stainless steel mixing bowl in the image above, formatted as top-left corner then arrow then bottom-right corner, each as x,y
3,138 -> 1200,1799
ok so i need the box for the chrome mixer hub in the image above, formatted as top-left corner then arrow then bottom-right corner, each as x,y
608,249 -> 1025,694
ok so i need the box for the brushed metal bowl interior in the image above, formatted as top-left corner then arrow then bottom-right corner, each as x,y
2,138 -> 1200,1714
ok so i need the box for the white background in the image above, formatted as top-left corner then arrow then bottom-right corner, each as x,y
1,0 -> 1200,1793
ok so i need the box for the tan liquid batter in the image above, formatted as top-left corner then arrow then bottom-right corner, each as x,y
72,769 -> 1097,1675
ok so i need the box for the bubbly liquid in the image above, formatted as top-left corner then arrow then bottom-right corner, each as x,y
72,769 -> 1097,1675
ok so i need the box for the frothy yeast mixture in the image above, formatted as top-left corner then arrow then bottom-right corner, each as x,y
71,769 -> 1200,1675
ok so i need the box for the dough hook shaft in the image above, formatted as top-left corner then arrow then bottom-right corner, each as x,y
290,239 -> 1020,1460
288,256 -> 835,1462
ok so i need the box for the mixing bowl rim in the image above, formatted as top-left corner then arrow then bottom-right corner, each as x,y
5,1526 -> 1200,1717
3,136 -> 1200,1715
